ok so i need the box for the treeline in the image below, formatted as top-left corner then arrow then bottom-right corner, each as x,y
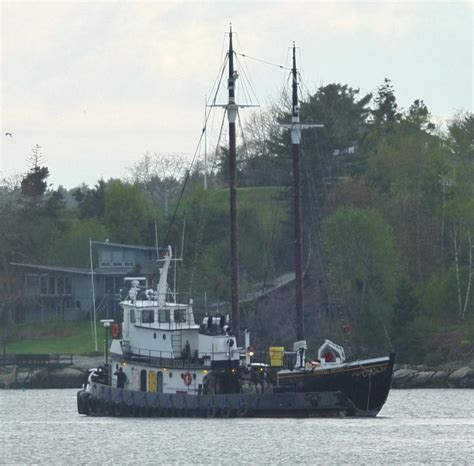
0,78 -> 472,363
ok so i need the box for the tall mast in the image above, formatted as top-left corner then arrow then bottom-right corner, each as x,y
291,43 -> 305,342
281,44 -> 324,343
227,25 -> 240,342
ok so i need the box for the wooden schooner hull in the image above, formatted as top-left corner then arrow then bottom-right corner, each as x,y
277,354 -> 395,415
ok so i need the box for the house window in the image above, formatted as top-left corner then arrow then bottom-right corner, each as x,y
173,309 -> 186,323
158,309 -> 170,323
142,309 -> 154,324
57,277 -> 65,295
64,299 -> 77,309
40,275 -> 48,295
65,277 -> 72,295
49,276 -> 55,295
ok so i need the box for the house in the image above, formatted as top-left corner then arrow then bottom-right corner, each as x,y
10,241 -> 160,323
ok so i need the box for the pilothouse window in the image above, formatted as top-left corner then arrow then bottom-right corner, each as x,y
158,309 -> 170,323
173,309 -> 186,323
142,309 -> 154,323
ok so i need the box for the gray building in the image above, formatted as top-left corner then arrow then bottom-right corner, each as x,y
11,241 -> 159,323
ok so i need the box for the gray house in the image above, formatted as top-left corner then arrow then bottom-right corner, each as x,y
11,241 -> 160,323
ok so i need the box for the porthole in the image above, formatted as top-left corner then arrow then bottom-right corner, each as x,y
153,333 -> 157,339
163,334 -> 166,340
169,372 -> 173,378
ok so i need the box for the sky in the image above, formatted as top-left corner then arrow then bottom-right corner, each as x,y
1,1 -> 472,188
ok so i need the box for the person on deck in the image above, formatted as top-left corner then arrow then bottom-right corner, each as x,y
114,367 -> 127,389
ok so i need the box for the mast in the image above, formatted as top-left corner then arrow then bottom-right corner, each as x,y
227,25 -> 240,342
291,44 -> 305,342
281,44 -> 324,343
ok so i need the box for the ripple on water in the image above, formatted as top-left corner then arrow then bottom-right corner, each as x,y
1,389 -> 473,464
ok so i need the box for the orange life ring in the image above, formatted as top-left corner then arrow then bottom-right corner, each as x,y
111,323 -> 121,339
183,372 -> 192,386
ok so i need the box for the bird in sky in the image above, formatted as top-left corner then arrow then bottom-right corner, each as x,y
5,132 -> 12,137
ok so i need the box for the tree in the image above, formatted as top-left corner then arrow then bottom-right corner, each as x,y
404,99 -> 435,132
129,152 -> 185,207
372,78 -> 401,126
75,179 -> 107,219
52,219 -> 109,267
44,190 -> 66,217
443,112 -> 474,319
102,180 -> 151,244
321,207 -> 398,351
20,145 -> 49,204
391,277 -> 422,361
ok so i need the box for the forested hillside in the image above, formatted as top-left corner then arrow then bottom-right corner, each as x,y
0,79 -> 472,364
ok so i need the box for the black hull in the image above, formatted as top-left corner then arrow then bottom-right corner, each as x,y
77,375 -> 390,419
278,354 -> 395,414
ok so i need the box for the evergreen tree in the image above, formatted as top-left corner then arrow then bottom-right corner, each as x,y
372,78 -> 401,126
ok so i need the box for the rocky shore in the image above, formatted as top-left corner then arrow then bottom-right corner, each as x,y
0,356 -> 103,389
2,357 -> 474,389
393,364 -> 474,389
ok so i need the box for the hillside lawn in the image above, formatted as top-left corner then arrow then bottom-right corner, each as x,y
4,320 -> 101,355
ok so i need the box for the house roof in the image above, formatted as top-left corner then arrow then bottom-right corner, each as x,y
10,263 -> 92,275
10,262 -> 144,276
91,241 -> 159,251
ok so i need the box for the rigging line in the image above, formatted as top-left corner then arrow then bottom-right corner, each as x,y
235,56 -> 255,107
235,51 -> 291,71
255,189 -> 283,314
207,54 -> 229,108
163,97 -> 219,247
237,110 -> 250,163
234,50 -> 261,107
188,109 -> 227,295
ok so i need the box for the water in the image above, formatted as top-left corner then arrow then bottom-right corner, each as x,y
1,389 -> 473,464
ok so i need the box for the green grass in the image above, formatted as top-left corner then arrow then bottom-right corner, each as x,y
5,320 -> 100,355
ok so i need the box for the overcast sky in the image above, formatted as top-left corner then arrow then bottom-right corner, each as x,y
1,1 -> 472,188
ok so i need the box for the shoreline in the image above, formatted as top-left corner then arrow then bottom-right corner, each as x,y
1,357 -> 473,389
392,363 -> 474,389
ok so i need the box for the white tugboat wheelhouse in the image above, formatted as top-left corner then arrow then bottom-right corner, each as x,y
108,246 -> 241,396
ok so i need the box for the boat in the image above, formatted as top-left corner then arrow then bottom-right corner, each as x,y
77,27 -> 394,419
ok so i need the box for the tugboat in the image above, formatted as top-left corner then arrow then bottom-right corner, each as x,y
77,28 -> 394,419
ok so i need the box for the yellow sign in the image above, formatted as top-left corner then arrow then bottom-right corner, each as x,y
148,370 -> 156,392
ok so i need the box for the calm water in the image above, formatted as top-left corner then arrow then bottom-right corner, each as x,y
1,389 -> 473,464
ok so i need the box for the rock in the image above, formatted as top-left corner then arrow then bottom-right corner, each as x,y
430,371 -> 448,388
393,369 -> 417,388
448,367 -> 474,388
46,367 -> 86,388
410,371 -> 435,388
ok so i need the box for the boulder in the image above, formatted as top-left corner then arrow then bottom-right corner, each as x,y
393,368 -> 417,388
430,371 -> 448,388
448,367 -> 474,388
410,371 -> 435,388
47,367 -> 86,388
